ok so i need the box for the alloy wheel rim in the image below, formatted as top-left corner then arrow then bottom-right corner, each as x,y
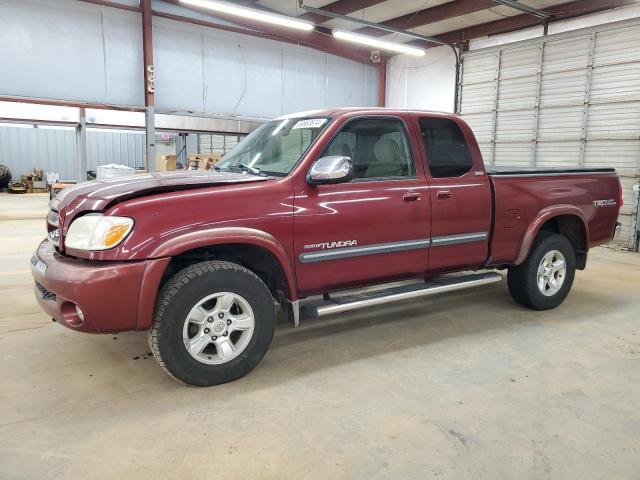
536,250 -> 566,297
182,292 -> 255,365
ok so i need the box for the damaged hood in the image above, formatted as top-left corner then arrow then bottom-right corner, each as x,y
51,170 -> 270,217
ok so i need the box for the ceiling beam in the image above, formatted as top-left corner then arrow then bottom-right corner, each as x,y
299,3 -> 450,46
297,0 -> 388,24
491,0 -> 550,19
411,0 -> 638,48
353,0 -> 496,37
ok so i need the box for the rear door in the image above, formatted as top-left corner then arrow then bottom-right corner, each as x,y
418,117 -> 492,273
293,116 -> 431,294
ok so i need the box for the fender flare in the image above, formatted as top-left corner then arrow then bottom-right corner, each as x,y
514,205 -> 589,265
149,227 -> 298,300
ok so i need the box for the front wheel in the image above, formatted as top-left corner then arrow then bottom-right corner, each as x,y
149,260 -> 276,386
507,232 -> 576,310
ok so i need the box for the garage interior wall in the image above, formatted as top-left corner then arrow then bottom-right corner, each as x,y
0,0 -> 379,119
386,45 -> 457,113
459,20 -> 640,249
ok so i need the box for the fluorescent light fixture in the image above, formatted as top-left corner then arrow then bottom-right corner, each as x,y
36,125 -> 75,131
0,122 -> 34,129
180,0 -> 314,31
332,30 -> 426,57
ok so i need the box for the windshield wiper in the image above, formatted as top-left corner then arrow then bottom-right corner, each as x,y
237,163 -> 265,176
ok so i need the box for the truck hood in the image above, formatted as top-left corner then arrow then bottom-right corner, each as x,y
51,170 -> 270,216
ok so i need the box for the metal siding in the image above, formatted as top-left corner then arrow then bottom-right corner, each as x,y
0,126 -> 148,180
86,130 -> 145,171
0,126 -> 76,179
461,22 -> 640,248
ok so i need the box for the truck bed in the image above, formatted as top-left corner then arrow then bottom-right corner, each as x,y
488,167 -> 620,265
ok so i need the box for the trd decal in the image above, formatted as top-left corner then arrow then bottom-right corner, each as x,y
592,199 -> 617,207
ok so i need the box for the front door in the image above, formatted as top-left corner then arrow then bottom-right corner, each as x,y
293,116 -> 431,295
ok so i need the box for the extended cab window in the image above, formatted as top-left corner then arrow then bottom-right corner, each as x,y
419,117 -> 472,178
324,118 -> 415,180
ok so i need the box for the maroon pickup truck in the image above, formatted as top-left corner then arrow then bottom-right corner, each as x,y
31,108 -> 622,386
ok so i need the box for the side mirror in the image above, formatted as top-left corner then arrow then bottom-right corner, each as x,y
307,156 -> 353,185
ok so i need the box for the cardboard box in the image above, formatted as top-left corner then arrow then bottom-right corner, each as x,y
156,155 -> 177,172
187,154 -> 222,170
144,155 -> 177,172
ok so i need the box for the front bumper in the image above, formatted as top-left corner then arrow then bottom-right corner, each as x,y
30,240 -> 168,333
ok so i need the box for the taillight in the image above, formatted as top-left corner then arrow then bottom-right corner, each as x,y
619,185 -> 623,208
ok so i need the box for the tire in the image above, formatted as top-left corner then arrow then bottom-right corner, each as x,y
507,232 -> 576,310
149,260 -> 276,386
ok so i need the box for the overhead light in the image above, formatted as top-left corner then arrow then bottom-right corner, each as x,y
180,0 -> 314,31
0,122 -> 34,129
332,30 -> 426,57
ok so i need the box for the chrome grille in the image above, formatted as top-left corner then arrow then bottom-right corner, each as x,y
46,209 -> 60,247
47,210 -> 59,226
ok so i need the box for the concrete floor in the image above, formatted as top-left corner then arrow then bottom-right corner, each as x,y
1,192 -> 639,480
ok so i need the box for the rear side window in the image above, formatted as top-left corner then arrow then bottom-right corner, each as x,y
419,117 -> 472,178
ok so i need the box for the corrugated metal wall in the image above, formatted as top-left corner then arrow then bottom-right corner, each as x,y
86,129 -> 145,170
0,126 -> 76,180
460,21 -> 640,249
0,125 -> 146,179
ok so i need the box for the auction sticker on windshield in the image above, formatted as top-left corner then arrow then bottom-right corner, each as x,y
292,119 -> 327,130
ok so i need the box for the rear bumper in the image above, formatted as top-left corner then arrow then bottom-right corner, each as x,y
30,240 -> 168,333
614,221 -> 623,239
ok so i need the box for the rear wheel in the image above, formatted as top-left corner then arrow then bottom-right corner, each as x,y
507,232 -> 576,310
149,260 -> 276,386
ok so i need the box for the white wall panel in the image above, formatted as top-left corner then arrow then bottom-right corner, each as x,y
459,82 -> 496,114
153,18 -> 205,114
0,0 -> 378,120
386,45 -> 457,113
494,142 -> 532,166
537,106 -> 583,141
0,0 -> 143,106
461,113 -> 493,143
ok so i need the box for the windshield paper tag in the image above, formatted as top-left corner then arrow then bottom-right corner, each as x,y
292,119 -> 327,130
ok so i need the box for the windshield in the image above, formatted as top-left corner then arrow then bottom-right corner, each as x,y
216,117 -> 330,176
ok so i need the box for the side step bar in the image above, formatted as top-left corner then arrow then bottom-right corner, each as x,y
297,272 -> 503,323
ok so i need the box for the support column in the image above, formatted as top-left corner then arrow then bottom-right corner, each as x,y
378,57 -> 387,108
76,107 -> 87,182
142,0 -> 156,171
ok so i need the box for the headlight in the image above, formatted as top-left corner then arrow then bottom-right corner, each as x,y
65,214 -> 134,251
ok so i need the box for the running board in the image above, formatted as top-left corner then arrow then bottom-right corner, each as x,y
297,272 -> 503,323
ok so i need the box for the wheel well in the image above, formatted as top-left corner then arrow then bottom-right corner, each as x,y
539,215 -> 588,269
161,244 -> 289,301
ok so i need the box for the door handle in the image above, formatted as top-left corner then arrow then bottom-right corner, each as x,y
403,192 -> 421,202
437,190 -> 453,200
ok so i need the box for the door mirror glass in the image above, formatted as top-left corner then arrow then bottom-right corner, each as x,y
307,156 -> 353,185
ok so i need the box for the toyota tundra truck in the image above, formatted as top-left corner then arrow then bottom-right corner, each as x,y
31,108 -> 622,386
